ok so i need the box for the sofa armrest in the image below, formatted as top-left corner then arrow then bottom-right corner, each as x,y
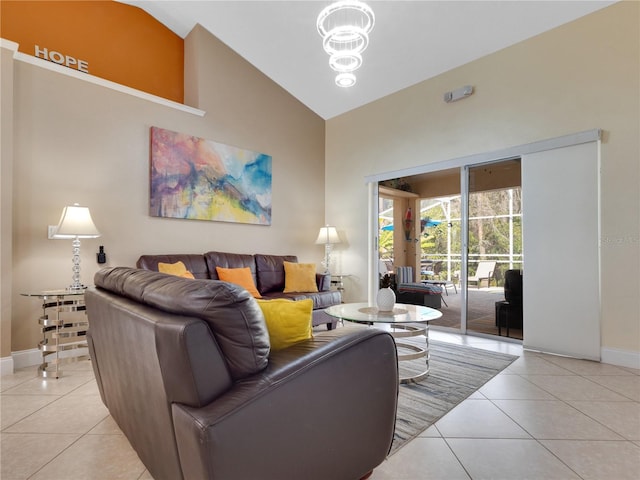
316,272 -> 331,291
172,328 -> 398,480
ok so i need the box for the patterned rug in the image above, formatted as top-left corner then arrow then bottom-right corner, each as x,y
391,339 -> 518,454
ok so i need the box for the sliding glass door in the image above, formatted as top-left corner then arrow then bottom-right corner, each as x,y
374,160 -> 522,338
419,195 -> 462,330
466,160 -> 522,339
369,130 -> 601,356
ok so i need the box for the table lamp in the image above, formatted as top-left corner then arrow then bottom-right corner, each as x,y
53,203 -> 101,291
315,225 -> 340,274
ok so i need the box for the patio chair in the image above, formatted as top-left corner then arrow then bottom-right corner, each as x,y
495,269 -> 523,336
468,261 -> 496,288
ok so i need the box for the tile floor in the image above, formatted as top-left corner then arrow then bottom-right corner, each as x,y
1,331 -> 638,480
371,331 -> 640,480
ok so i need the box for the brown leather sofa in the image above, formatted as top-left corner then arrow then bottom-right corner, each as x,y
137,251 -> 342,329
86,267 -> 399,480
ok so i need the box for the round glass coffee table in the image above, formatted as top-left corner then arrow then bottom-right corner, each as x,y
324,302 -> 442,384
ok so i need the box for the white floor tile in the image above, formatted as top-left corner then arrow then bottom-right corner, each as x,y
2,372 -> 94,396
88,415 -> 124,435
541,440 -> 640,480
479,374 -> 556,400
435,399 -> 531,439
584,374 -> 640,401
505,356 -> 574,375
4,394 -> 109,434
0,432 -> 80,480
467,390 -> 486,399
542,355 -> 637,376
418,425 -> 442,438
522,375 -> 631,401
447,438 -> 581,480
493,400 -> 624,440
567,401 -> 640,440
29,433 -> 146,480
371,438 -> 470,480
0,394 -> 60,430
0,367 -> 40,392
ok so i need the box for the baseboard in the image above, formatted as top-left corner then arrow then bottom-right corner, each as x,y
9,346 -> 89,371
11,348 -> 42,370
0,356 -> 14,376
601,347 -> 640,370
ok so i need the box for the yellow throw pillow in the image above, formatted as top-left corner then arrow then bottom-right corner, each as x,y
216,266 -> 262,298
158,261 -> 195,279
283,261 -> 318,293
256,299 -> 313,351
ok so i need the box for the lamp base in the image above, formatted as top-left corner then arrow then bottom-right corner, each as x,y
322,243 -> 333,275
68,237 -> 86,292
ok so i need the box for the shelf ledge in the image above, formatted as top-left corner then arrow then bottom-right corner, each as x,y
2,38 -> 206,117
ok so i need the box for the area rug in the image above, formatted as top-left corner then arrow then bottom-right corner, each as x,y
391,339 -> 518,454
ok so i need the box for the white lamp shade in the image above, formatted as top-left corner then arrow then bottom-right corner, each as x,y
54,204 -> 101,238
315,226 -> 340,245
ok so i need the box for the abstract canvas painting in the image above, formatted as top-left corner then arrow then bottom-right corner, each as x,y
150,126 -> 272,225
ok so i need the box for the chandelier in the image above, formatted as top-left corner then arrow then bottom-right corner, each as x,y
316,0 -> 375,88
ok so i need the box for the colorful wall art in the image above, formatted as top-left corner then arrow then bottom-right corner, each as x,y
150,126 -> 272,225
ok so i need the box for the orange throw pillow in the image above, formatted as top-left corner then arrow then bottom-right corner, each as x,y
158,261 -> 195,279
283,261 -> 318,293
216,267 -> 262,298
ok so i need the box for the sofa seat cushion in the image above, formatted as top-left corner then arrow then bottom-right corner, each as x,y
262,290 -> 341,310
137,254 -> 210,279
94,267 -> 270,380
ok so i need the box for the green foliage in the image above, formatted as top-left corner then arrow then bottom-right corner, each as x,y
419,189 -> 522,282
378,188 -> 522,284
378,229 -> 394,258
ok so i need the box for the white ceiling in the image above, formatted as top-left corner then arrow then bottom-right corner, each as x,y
119,0 -> 615,119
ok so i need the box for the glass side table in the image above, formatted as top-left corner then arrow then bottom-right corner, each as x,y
330,274 -> 351,295
21,289 -> 89,379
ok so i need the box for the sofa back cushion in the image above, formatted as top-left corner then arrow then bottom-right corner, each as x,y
94,267 -> 270,380
255,254 -> 297,294
204,251 -> 257,283
137,254 -> 210,279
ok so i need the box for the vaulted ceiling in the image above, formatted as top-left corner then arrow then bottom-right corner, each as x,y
120,1 -> 615,119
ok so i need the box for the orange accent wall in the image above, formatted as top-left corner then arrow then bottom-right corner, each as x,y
1,0 -> 184,103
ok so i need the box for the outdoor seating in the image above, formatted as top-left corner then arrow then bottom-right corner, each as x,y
495,269 -> 523,336
468,261 -> 496,288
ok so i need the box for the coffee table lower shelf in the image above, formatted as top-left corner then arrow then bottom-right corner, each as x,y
388,323 -> 430,384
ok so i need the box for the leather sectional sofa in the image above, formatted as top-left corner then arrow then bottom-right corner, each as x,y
85,267 -> 399,480
137,251 -> 342,329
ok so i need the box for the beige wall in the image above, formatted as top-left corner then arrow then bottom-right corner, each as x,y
1,45 -> 15,359
2,26 -> 325,356
326,2 -> 639,355
2,2 -> 638,365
